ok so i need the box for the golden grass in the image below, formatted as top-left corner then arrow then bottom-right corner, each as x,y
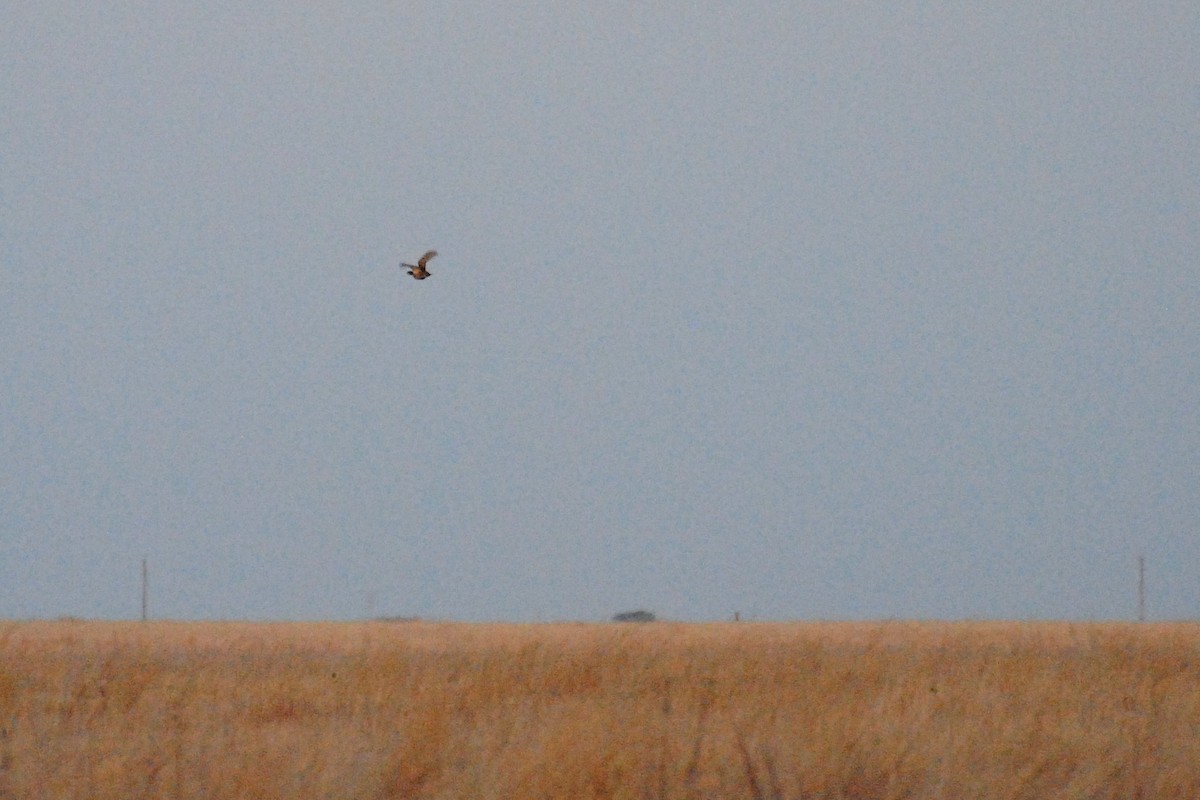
0,619 -> 1197,799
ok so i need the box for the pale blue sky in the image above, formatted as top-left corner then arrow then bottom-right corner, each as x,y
2,4 -> 1197,621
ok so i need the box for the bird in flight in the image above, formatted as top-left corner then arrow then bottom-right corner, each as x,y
402,250 -> 438,280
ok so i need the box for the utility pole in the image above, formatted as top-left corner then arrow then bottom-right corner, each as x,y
1137,554 -> 1145,622
141,558 -> 148,622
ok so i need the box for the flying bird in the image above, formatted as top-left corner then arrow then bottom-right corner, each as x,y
402,250 -> 438,280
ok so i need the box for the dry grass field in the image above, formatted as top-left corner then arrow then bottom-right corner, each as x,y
0,619 -> 1197,799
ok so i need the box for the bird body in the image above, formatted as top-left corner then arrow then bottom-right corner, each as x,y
402,250 -> 438,280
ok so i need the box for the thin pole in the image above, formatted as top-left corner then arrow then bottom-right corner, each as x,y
1137,554 -> 1145,622
142,558 -> 148,622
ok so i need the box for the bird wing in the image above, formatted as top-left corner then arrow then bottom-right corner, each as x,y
417,250 -> 438,268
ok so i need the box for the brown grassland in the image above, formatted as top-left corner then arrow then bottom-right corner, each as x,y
0,619 -> 1197,799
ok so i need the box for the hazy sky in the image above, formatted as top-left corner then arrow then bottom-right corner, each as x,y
3,4 -> 1197,622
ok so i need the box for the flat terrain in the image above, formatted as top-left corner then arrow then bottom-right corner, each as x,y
0,619 -> 1196,799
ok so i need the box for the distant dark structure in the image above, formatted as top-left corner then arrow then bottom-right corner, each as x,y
402,249 -> 438,280
612,610 -> 657,623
